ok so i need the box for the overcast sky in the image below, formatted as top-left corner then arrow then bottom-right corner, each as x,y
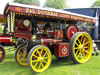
0,0 -> 13,14
67,0 -> 96,8
0,0 -> 97,14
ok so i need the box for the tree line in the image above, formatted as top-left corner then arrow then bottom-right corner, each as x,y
91,0 -> 100,7
13,0 -> 67,9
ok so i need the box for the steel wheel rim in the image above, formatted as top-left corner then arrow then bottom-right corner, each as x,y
73,33 -> 93,63
30,46 -> 51,72
17,46 -> 27,66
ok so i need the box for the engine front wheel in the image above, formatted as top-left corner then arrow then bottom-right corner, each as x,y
15,44 -> 28,66
0,45 -> 5,62
27,45 -> 52,73
70,32 -> 93,64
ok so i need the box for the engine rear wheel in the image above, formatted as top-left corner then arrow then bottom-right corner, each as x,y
27,45 -> 52,73
70,32 -> 93,64
0,45 -> 5,62
15,44 -> 28,66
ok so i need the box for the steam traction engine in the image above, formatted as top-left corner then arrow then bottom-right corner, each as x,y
4,3 -> 96,73
0,14 -> 13,62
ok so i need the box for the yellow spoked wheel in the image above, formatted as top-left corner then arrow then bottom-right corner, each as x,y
15,44 -> 28,66
70,32 -> 93,64
27,45 -> 51,73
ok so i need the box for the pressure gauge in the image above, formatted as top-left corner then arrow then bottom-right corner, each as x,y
23,19 -> 30,27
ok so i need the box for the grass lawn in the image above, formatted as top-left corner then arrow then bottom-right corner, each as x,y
0,47 -> 100,75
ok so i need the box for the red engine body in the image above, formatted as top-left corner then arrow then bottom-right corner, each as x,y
41,30 -> 70,57
54,43 -> 69,57
0,35 -> 12,45
55,30 -> 64,39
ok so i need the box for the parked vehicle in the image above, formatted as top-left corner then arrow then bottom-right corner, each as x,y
4,3 -> 96,73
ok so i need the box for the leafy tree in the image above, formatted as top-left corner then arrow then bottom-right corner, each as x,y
44,0 -> 67,9
13,0 -> 39,5
91,0 -> 100,7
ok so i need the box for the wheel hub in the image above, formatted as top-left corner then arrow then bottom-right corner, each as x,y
38,57 -> 43,61
78,45 -> 84,50
81,45 -> 84,50
41,57 -> 43,60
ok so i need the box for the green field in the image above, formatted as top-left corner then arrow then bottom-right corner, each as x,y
0,48 -> 100,75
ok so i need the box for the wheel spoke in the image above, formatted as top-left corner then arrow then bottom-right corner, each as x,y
38,61 -> 41,69
75,42 -> 79,46
33,54 -> 38,58
17,54 -> 20,59
83,41 -> 90,45
21,55 -> 25,61
40,49 -> 43,55
84,46 -> 88,49
75,50 -> 79,55
42,60 -> 47,63
83,50 -> 89,54
83,37 -> 86,44
81,35 -> 84,42
37,50 -> 41,57
82,51 -> 85,58
77,51 -> 81,58
43,57 -> 48,59
22,55 -> 25,60
32,59 -> 39,62
43,52 -> 47,57
34,61 -> 39,68
23,58 -> 25,63
20,57 -> 24,61
19,51 -> 24,55
19,53 -> 26,60
41,62 -> 44,68
22,48 -> 25,53
19,53 -> 23,57
74,47 -> 78,50
78,39 -> 81,45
